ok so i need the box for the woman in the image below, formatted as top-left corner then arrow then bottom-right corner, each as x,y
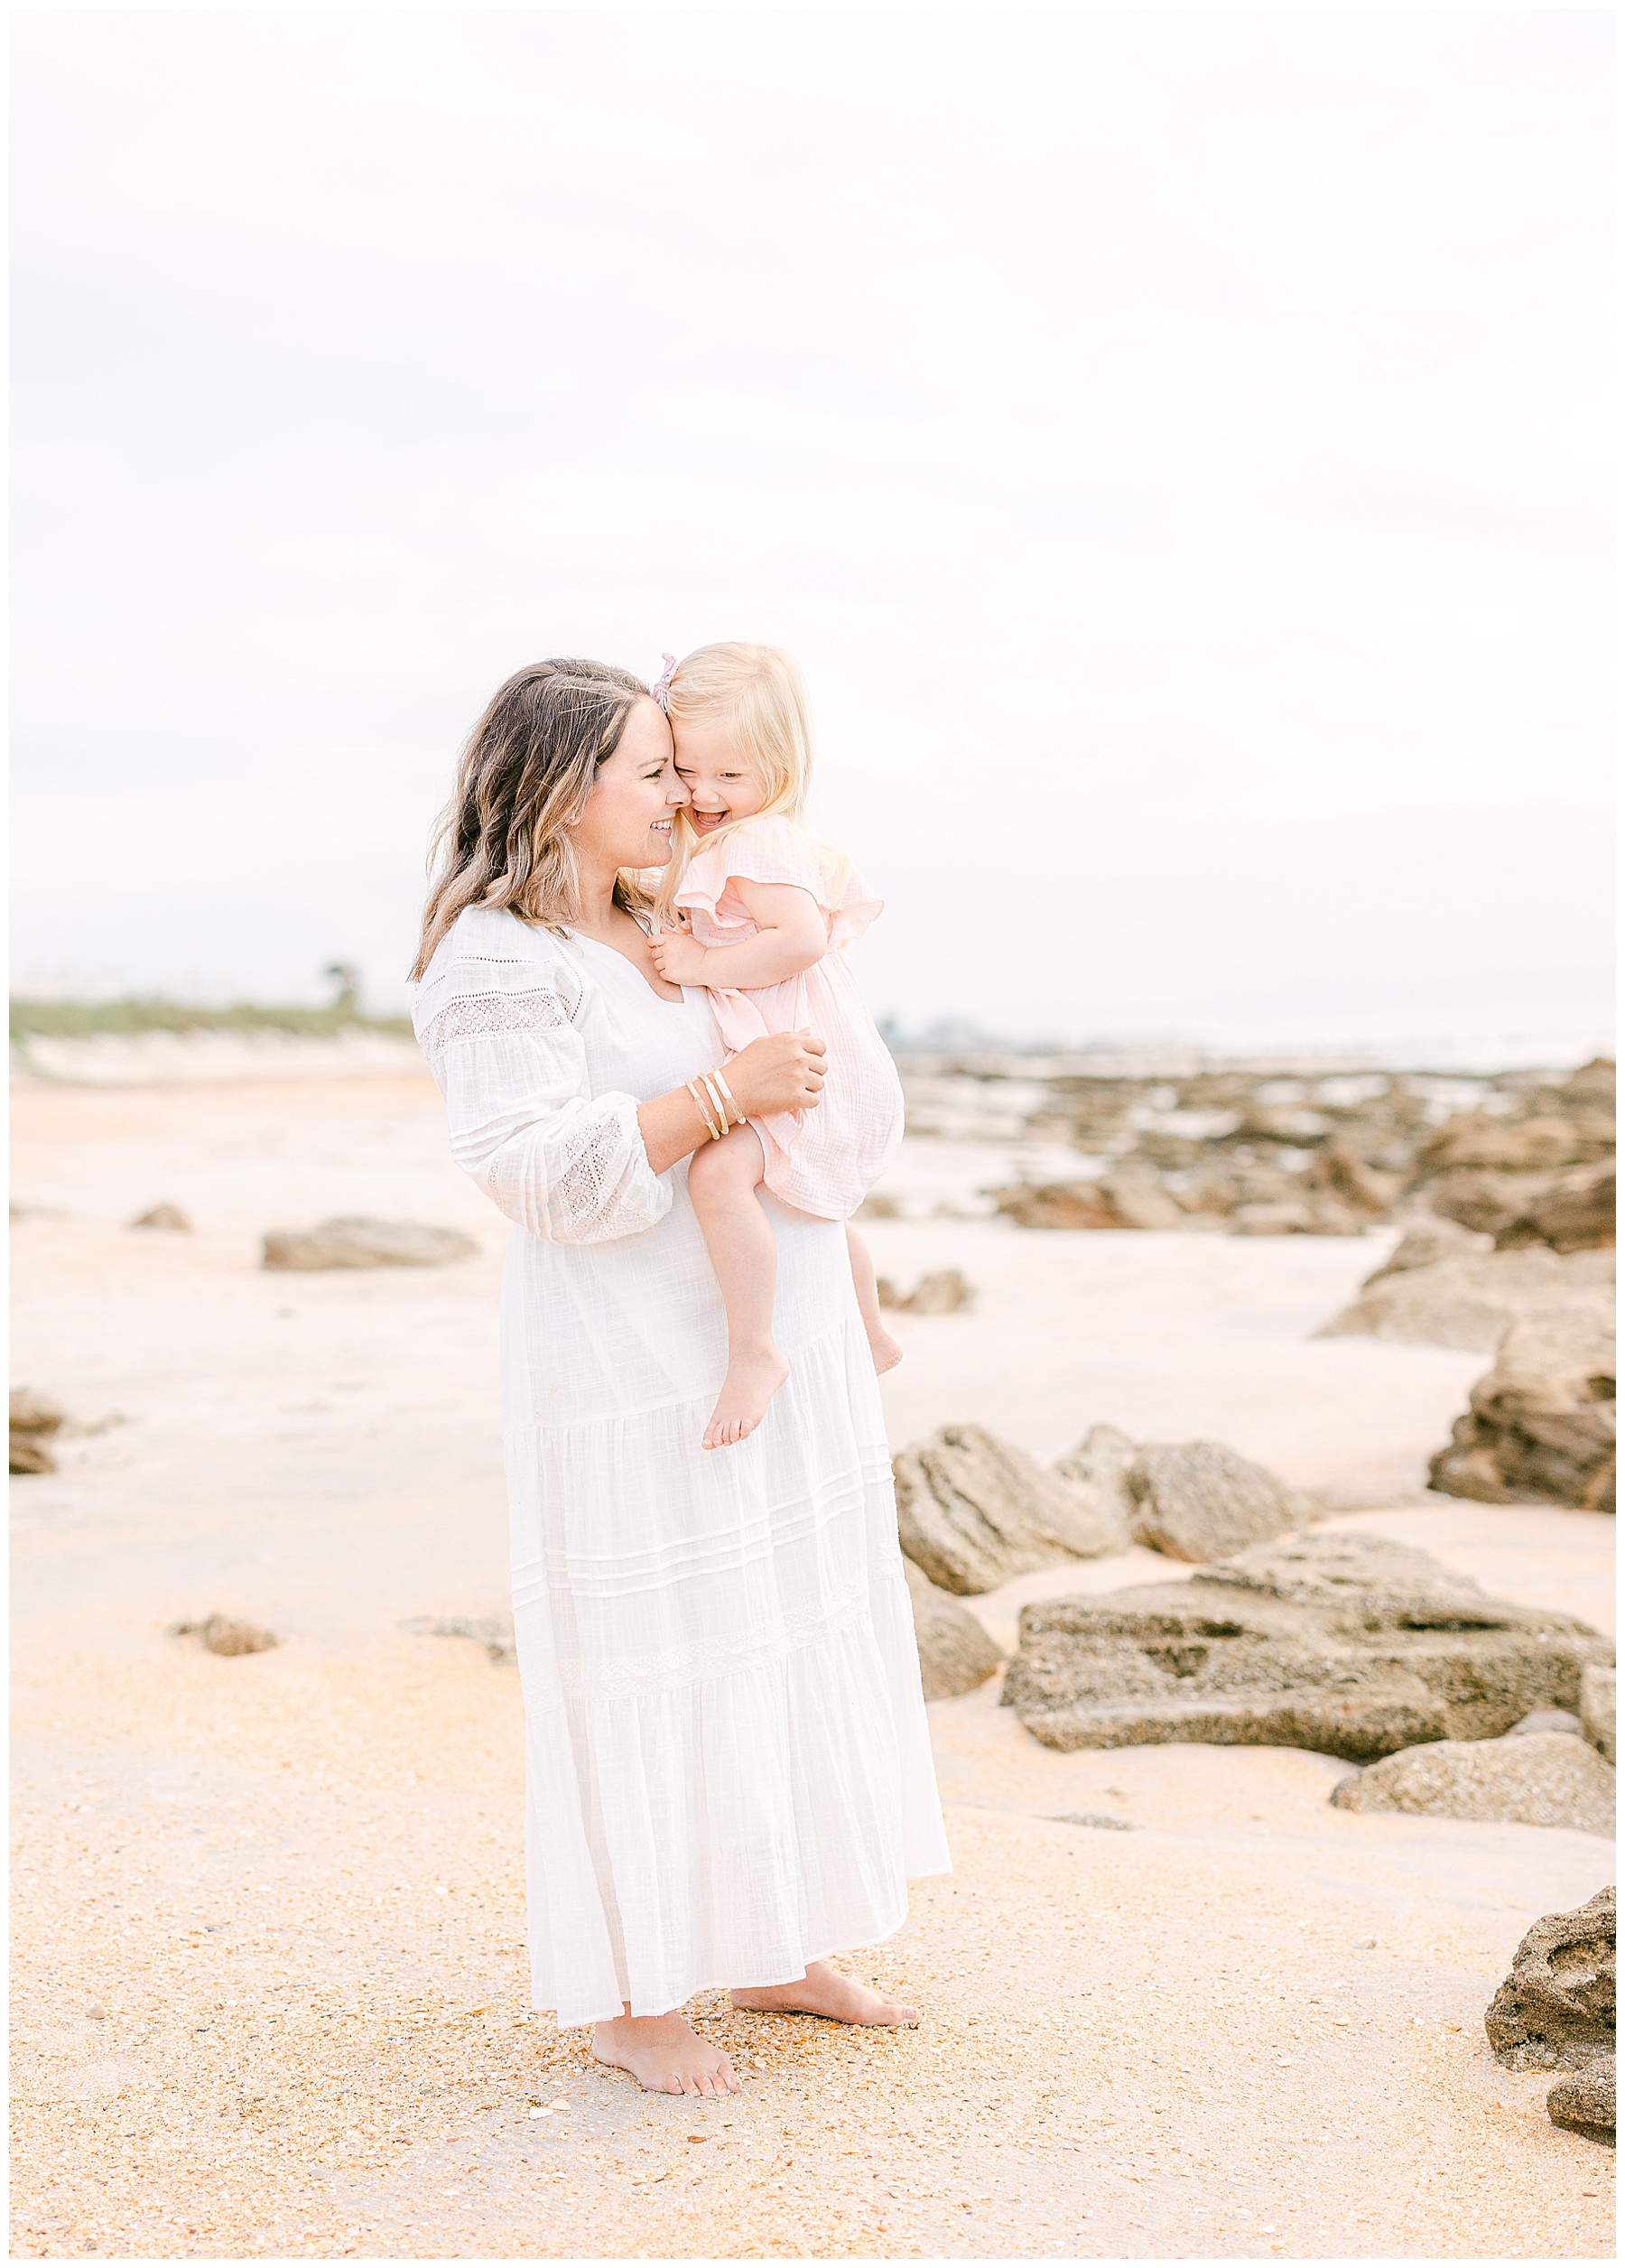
411,659 -> 950,2096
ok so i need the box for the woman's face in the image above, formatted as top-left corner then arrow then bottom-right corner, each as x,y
572,699 -> 688,872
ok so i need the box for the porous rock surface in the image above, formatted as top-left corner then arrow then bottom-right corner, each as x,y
1052,1424 -> 1136,1553
1126,1439 -> 1304,1562
1314,1249 -> 1613,1355
1329,1732 -> 1615,1836
262,1217 -> 479,1270
1547,2055 -> 1615,2143
1429,1301 -> 1616,1511
1001,1530 -> 1612,1760
893,1424 -> 1119,1594
903,1559 -> 1003,1699
1581,1665 -> 1616,1766
1496,1164 -> 1616,1256
1484,1886 -> 1615,2071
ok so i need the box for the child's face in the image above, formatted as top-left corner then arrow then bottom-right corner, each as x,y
671,717 -> 766,837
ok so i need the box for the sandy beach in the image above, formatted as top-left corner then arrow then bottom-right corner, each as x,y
10,1065 -> 1615,2260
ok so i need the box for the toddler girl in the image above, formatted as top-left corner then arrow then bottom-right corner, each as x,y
646,642 -> 905,1450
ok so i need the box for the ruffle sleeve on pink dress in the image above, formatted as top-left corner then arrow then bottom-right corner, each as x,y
674,815 -> 904,1222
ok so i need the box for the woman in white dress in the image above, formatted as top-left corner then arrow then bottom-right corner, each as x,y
411,660 -> 950,2096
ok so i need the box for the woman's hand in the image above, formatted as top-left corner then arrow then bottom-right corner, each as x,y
648,925 -> 711,987
724,1029 -> 828,1118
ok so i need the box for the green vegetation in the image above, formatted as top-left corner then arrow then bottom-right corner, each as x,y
10,995 -> 413,1042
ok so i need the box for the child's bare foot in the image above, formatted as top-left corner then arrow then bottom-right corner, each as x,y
702,1344 -> 790,1449
730,1960 -> 918,2026
868,1326 -> 904,1376
592,2013 -> 739,2095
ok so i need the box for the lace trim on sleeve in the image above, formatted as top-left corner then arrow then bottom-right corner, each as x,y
418,986 -> 571,1063
549,1099 -> 659,1243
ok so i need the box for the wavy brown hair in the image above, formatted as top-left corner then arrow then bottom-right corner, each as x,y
412,659 -> 655,979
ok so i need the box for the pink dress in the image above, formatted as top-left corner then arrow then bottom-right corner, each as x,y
675,813 -> 905,1222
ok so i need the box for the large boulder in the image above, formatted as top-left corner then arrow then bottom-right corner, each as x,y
1329,1731 -> 1615,1835
1424,1167 -> 1567,1240
262,1217 -> 480,1270
1582,1666 -> 1616,1765
892,1424 -> 1121,1594
1001,1530 -> 1612,1760
1313,1250 -> 1613,1355
1429,1303 -> 1616,1511
1127,1440 -> 1304,1562
1496,1165 -> 1616,1256
1415,1113 -> 1601,1177
903,1559 -> 1003,1699
1360,1217 -> 1492,1285
1484,1886 -> 1615,2070
1052,1424 -> 1136,1552
1547,2055 -> 1615,2143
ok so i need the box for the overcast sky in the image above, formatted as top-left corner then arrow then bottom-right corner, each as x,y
11,7 -> 1613,1051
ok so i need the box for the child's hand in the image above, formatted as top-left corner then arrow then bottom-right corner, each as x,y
650,926 -> 711,987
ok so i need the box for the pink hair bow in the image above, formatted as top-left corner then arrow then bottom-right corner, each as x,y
651,653 -> 678,712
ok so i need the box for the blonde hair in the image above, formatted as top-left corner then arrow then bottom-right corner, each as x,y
411,659 -> 654,980
656,642 -> 813,916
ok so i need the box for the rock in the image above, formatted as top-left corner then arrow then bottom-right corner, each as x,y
854,1193 -> 900,1220
1361,1217 -> 1493,1286
1507,1709 -> 1585,1738
1429,1302 -> 1616,1511
1424,1168 -> 1565,1239
1416,1113 -> 1598,1176
1229,1195 -> 1365,1236
1052,1424 -> 1136,1552
1127,1440 -> 1303,1563
903,1559 -> 1003,1699
991,1180 -> 1119,1231
1314,1250 -> 1614,1354
10,1389 -> 65,1436
10,1388 -> 65,1474
1547,2055 -> 1615,2143
1484,1886 -> 1615,2070
401,1614 -> 516,1667
86,2003 -> 107,2022
173,1614 -> 280,1657
1001,1530 -> 1612,1759
1304,1141 -> 1402,1218
1582,1666 -> 1616,1764
1094,1169 -> 1187,1232
262,1217 -> 479,1270
1496,1165 -> 1616,1256
893,1423 -> 1123,1594
129,1204 -> 191,1232
1329,1732 -> 1615,1835
877,1268 -> 975,1314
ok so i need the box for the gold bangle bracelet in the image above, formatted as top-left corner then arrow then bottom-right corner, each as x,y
701,1071 -> 735,1135
685,1079 -> 723,1141
710,1068 -> 744,1127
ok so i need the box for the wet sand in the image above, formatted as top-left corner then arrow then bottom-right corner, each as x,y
10,1070 -> 1615,2259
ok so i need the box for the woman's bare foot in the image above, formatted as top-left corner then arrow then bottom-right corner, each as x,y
868,1326 -> 904,1376
701,1343 -> 790,1450
730,1959 -> 917,2026
591,2012 -> 739,2096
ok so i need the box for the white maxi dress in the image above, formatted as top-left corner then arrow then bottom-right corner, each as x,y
413,903 -> 950,2027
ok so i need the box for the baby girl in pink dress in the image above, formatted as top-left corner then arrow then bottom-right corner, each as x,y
647,642 -> 905,1449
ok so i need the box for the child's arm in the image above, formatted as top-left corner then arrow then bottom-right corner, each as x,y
650,880 -> 827,990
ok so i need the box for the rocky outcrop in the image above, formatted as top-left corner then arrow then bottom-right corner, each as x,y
10,1388 -> 64,1475
1126,1440 -> 1304,1563
991,1182 -> 1119,1231
262,1217 -> 479,1270
1484,1886 -> 1615,2070
1582,1666 -> 1616,1765
1547,2055 -> 1615,2143
1329,1731 -> 1614,1835
402,1613 -> 516,1667
129,1203 -> 191,1232
1496,1164 -> 1616,1255
1313,1249 -> 1613,1355
893,1424 -> 1119,1593
1001,1530 -> 1612,1759
1429,1303 -> 1616,1511
903,1559 -> 1003,1698
1052,1424 -> 1136,1552
1360,1217 -> 1493,1285
876,1268 -> 975,1314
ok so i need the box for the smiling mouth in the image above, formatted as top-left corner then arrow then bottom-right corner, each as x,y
690,811 -> 727,832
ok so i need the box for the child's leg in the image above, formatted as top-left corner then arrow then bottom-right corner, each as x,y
688,1126 -> 790,1450
845,1222 -> 904,1377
